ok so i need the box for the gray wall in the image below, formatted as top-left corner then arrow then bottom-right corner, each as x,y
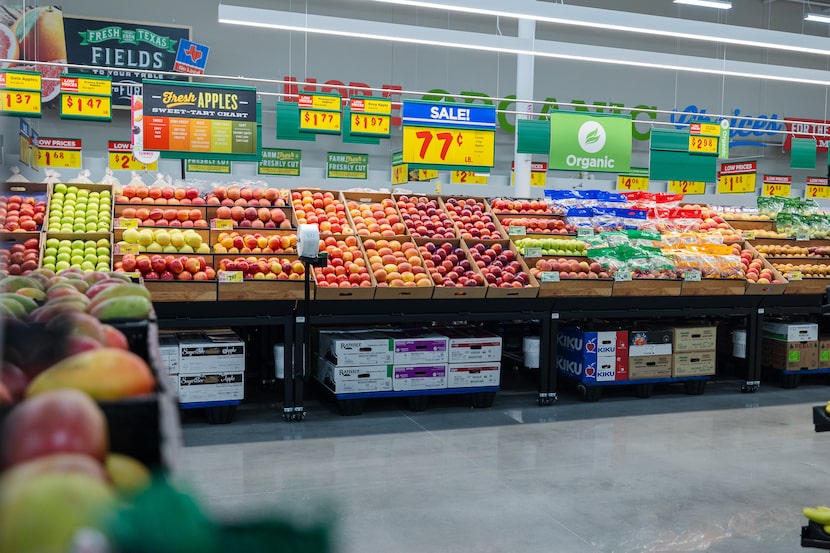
5,0 -> 830,206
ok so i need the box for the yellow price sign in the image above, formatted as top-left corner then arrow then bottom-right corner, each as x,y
0,89 -> 41,116
352,97 -> 392,115
691,122 -> 721,136
391,163 -> 408,185
402,126 -> 495,167
37,148 -> 82,169
0,71 -> 41,91
115,243 -> 140,255
617,175 -> 649,191
806,185 -> 830,199
451,170 -> 488,185
19,134 -> 30,167
60,93 -> 112,121
762,182 -> 791,197
350,113 -> 390,136
298,94 -> 341,111
118,218 -> 140,228
300,109 -> 341,133
212,219 -> 234,230
531,171 -> 547,187
668,180 -> 706,194
218,270 -> 244,283
717,173 -> 756,194
108,151 -> 158,172
60,75 -> 111,96
689,135 -> 719,154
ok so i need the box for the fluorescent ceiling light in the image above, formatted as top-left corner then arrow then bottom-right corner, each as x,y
218,4 -> 830,87
806,13 -> 830,23
366,0 -> 830,57
674,0 -> 732,9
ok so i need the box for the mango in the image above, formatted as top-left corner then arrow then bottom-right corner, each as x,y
88,283 -> 151,311
14,287 -> 46,301
0,298 -> 26,319
29,301 -> 87,323
0,294 -> 36,314
27,348 -> 155,400
0,276 -> 41,293
107,272 -> 134,283
105,453 -> 151,496
90,295 -> 152,322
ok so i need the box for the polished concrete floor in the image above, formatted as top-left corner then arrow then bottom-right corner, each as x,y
176,379 -> 830,553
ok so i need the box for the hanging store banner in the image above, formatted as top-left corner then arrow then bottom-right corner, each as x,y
64,15 -> 191,106
141,80 -> 259,160
548,112 -> 632,173
258,148 -> 301,177
784,118 -> 830,152
327,152 -> 368,180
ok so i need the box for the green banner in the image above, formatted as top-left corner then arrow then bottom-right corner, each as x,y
549,112 -> 632,173
327,152 -> 368,180
78,26 -> 178,52
185,159 -> 232,174
258,148 -> 301,176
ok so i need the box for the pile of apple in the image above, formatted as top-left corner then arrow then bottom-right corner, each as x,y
0,194 -> 46,231
205,185 -> 289,206
116,254 -> 215,281
720,211 -> 771,222
292,190 -> 352,234
771,262 -> 828,279
1,238 -> 39,275
347,198 -> 407,236
742,229 -> 789,239
490,198 -> 555,215
735,245 -> 785,283
467,242 -> 532,288
513,237 -> 587,257
530,258 -> 609,280
218,257 -> 305,280
118,206 -> 207,228
395,195 -> 456,239
443,197 -> 503,240
688,205 -> 742,242
41,237 -> 111,273
46,184 -> 111,233
314,235 -> 371,288
364,238 -> 430,288
119,227 -> 210,254
115,185 -> 204,205
214,205 -> 291,229
500,217 -> 576,235
419,241 -> 483,288
213,231 -> 297,255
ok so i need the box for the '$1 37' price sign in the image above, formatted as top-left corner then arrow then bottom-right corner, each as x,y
0,89 -> 41,115
402,126 -> 495,167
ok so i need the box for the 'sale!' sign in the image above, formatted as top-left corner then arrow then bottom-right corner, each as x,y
141,80 -> 259,160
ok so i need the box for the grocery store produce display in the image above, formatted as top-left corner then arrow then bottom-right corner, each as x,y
46,183 -> 111,234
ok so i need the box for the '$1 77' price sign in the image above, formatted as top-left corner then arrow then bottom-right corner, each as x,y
402,126 -> 495,167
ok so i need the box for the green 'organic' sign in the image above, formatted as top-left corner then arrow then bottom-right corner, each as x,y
549,112 -> 632,173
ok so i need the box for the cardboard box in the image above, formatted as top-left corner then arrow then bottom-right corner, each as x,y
315,358 -> 393,394
178,372 -> 244,403
672,351 -> 716,377
439,327 -> 503,363
820,338 -> 830,369
318,330 -> 394,367
762,322 -> 819,342
158,334 -> 179,375
629,355 -> 672,379
629,329 -> 673,356
392,364 -> 447,391
386,329 -> 449,365
762,339 -> 819,371
673,326 -> 717,353
447,362 -> 500,388
178,332 -> 245,375
557,327 -> 628,382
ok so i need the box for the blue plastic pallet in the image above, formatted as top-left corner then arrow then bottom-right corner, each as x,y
180,400 -> 242,410
558,372 -> 708,387
330,386 -> 499,400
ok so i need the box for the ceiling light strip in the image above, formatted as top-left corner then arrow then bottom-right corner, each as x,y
674,0 -> 732,9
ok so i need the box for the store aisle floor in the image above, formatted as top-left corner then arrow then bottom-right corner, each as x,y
176,382 -> 830,553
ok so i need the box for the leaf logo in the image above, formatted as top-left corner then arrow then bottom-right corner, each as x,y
577,121 -> 607,154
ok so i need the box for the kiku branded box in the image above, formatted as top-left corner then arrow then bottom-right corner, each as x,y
556,327 -> 628,382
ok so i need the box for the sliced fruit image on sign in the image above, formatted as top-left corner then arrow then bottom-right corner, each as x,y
0,24 -> 19,68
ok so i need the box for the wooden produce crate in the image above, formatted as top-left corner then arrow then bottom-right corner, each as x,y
537,277 -> 614,298
143,280 -> 217,302
612,279 -> 682,297
725,219 -> 775,232
290,189 -> 353,235
497,213 -> 572,237
464,239 -> 540,298
363,235 -> 434,300
680,278 -> 747,296
743,244 -> 787,295
783,278 -> 830,295
218,278 -> 309,301
113,226 -> 210,245
206,204 -> 295,230
45,183 -> 114,234
0,231 -> 41,274
490,197 -> 558,216
342,191 -> 407,237
0,181 -> 49,232
393,194 -> 458,239
210,228 -> 298,255
313,234 -> 374,299
441,195 -> 506,240
414,237 -> 487,299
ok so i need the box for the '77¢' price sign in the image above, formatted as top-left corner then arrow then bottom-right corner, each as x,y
402,126 -> 495,168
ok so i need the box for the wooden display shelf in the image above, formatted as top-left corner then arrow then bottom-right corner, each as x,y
342,191 -> 408,237
783,278 -> 830,295
724,219 -> 775,231
743,243 -> 788,295
680,278 -> 747,296
613,279 -> 682,297
465,239 -> 540,299
537,278 -> 614,298
143,281 -> 217,302
217,279 -> 308,301
413,237 -> 488,299
314,284 -> 375,300
362,235 -> 434,300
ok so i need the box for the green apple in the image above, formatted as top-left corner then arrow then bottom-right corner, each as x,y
81,261 -> 95,271
54,183 -> 67,194
146,243 -> 163,253
96,247 -> 109,257
96,238 -> 109,248
55,261 -> 70,271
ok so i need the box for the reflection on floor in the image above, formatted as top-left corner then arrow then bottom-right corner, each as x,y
177,380 -> 830,553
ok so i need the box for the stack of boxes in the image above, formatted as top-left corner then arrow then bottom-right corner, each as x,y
628,330 -> 673,379
672,326 -> 717,377
556,328 -> 629,383
762,321 -> 819,371
315,327 -> 502,394
158,330 -> 246,405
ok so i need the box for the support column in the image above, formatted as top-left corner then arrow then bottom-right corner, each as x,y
513,17 -> 536,198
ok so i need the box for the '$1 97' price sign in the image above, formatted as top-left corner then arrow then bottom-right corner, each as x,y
402,126 -> 495,167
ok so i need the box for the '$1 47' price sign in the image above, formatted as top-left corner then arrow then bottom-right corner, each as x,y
402,126 -> 495,168
61,93 -> 112,121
